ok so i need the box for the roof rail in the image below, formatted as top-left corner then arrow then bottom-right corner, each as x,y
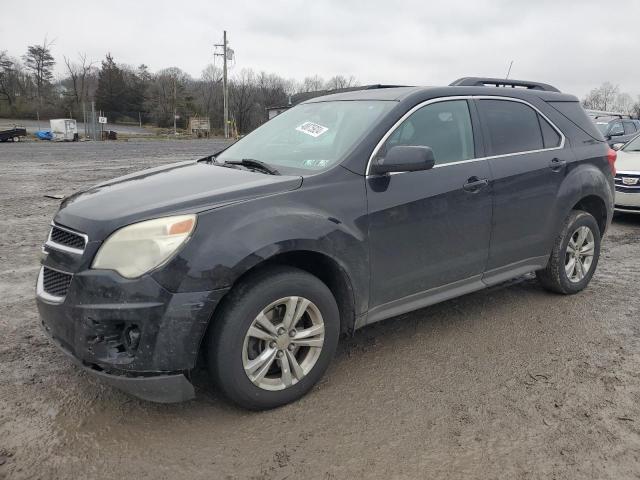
362,84 -> 409,90
450,77 -> 561,93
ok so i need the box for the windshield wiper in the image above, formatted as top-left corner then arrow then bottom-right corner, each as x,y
225,159 -> 280,175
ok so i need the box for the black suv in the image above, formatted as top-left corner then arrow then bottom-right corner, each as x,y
36,77 -> 615,409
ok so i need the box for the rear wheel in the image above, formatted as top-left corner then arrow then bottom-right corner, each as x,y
12,136 -> 20,142
536,210 -> 601,294
206,266 -> 339,410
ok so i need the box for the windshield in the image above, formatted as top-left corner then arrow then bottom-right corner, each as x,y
622,134 -> 640,152
216,100 -> 395,174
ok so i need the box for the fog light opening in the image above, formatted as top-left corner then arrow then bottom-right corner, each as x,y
124,325 -> 141,352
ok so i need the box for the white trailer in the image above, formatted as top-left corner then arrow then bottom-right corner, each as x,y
50,119 -> 78,141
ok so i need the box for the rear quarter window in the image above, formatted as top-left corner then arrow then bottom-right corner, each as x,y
479,99 -> 544,155
539,115 -> 562,148
547,101 -> 605,141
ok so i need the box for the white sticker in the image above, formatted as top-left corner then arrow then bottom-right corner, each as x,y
296,121 -> 329,138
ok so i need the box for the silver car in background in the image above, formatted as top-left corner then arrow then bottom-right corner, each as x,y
615,133 -> 640,213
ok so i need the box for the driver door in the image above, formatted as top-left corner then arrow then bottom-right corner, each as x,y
366,99 -> 493,320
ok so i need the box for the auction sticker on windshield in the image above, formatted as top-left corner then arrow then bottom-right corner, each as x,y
296,121 -> 329,138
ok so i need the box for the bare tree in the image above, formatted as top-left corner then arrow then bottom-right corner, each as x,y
147,67 -> 190,127
230,68 -> 258,134
197,64 -> 222,121
583,82 -> 619,111
63,53 -> 95,110
325,75 -> 359,90
0,51 -> 18,108
300,75 -> 325,93
616,93 -> 635,116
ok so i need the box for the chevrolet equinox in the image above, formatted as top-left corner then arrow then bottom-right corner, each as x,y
36,77 -> 616,409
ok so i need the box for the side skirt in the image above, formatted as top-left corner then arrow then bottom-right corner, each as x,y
357,256 -> 549,330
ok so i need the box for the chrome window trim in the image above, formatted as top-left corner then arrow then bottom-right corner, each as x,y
45,222 -> 88,255
365,95 -> 566,176
35,266 -> 71,304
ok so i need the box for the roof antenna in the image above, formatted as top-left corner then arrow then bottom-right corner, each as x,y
505,60 -> 514,80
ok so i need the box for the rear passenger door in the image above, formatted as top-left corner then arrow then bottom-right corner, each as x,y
475,98 -> 569,283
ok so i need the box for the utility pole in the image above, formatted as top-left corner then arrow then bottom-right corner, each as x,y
215,30 -> 230,139
173,75 -> 177,135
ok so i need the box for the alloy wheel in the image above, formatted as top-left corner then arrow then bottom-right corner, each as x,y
565,225 -> 595,283
242,296 -> 325,391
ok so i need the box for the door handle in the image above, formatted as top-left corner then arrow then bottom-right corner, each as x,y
463,177 -> 489,192
549,158 -> 567,172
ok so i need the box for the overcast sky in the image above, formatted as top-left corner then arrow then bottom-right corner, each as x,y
3,0 -> 639,99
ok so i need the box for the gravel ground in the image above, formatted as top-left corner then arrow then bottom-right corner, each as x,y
1,140 -> 640,480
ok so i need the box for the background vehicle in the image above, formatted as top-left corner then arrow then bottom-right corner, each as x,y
36,77 -> 615,410
50,119 -> 79,141
0,126 -> 27,142
597,118 -> 640,148
614,133 -> 640,213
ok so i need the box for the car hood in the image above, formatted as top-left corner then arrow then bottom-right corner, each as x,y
55,161 -> 302,239
616,150 -> 640,173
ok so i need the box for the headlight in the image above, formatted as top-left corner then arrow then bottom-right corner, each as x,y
92,215 -> 196,279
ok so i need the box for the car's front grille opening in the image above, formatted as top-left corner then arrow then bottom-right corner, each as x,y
49,225 -> 86,251
42,267 -> 73,298
615,173 -> 640,192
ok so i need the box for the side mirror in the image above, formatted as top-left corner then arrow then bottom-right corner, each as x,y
609,130 -> 624,137
371,145 -> 435,175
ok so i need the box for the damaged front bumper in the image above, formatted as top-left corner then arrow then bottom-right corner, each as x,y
36,266 -> 227,403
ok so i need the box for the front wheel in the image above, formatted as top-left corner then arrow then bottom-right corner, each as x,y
206,266 -> 340,410
537,210 -> 601,294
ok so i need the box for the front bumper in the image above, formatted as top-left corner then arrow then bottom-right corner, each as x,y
43,324 -> 196,402
36,266 -> 227,402
615,189 -> 640,213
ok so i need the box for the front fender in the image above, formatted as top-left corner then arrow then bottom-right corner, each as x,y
151,170 -> 370,314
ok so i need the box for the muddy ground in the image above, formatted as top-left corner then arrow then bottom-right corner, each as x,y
1,139 -> 640,480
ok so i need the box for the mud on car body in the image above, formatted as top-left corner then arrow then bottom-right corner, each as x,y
37,77 -> 615,409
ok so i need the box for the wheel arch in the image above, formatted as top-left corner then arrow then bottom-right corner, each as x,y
206,249 -> 358,340
572,194 -> 608,236
554,163 -> 613,238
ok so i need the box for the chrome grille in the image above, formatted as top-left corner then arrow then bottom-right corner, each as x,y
42,267 -> 73,298
615,173 -> 640,193
47,224 -> 87,253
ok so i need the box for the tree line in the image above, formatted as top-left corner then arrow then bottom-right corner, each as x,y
582,82 -> 640,117
2,40 -> 639,135
0,40 -> 359,134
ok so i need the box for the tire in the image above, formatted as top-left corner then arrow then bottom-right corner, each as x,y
12,136 -> 19,142
206,266 -> 340,410
536,210 -> 601,294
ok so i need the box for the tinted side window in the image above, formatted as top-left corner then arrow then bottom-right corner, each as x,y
480,100 -> 543,155
379,100 -> 474,165
623,121 -> 636,135
538,114 -> 561,148
609,121 -> 624,136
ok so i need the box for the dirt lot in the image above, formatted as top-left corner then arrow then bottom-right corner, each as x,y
1,139 -> 640,480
